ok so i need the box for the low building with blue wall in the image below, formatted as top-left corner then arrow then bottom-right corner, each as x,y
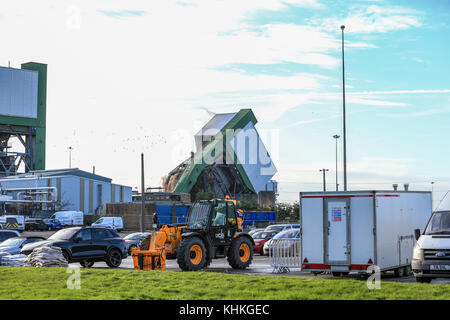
0,168 -> 132,215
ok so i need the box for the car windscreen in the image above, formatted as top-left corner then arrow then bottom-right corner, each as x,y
266,225 -> 284,232
187,203 -> 211,229
124,233 -> 141,240
248,229 -> 262,236
48,228 -> 80,240
425,211 -> 450,235
0,237 -> 23,247
274,229 -> 300,239
94,218 -> 104,224
253,232 -> 270,239
6,218 -> 18,224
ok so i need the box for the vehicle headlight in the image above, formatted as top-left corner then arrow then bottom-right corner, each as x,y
413,246 -> 423,260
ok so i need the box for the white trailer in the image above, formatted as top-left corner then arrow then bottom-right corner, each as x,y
300,190 -> 431,276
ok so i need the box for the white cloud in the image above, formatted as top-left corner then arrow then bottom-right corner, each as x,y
348,89 -> 450,95
381,106 -> 450,118
0,0 -> 442,197
275,157 -> 416,186
0,0 -> 342,187
347,97 -> 407,107
309,4 -> 422,34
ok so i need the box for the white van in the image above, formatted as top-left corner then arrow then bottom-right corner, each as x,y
0,215 -> 25,232
92,217 -> 123,231
412,209 -> 450,283
51,211 -> 84,227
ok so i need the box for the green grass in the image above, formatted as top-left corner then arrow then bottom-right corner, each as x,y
0,267 -> 448,300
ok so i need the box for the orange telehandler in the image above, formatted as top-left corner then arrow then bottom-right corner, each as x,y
132,197 -> 254,271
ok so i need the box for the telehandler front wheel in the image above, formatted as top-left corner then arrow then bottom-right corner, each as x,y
228,236 -> 253,269
177,237 -> 206,271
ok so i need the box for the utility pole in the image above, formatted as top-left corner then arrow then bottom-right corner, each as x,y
67,146 -> 73,168
333,135 -> 340,191
341,25 -> 348,191
320,168 -> 329,192
140,153 -> 145,232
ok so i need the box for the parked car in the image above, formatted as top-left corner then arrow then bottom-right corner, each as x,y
263,228 -> 300,256
264,224 -> 300,233
43,218 -> 63,230
247,228 -> 265,238
252,230 -> 279,255
50,211 -> 83,227
21,226 -> 127,268
0,230 -> 21,243
0,216 -> 25,232
123,232 -> 151,254
25,218 -> 48,231
412,210 -> 450,283
0,237 -> 45,255
92,217 -> 123,231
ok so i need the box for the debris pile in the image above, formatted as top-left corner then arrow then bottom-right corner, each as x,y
23,246 -> 68,267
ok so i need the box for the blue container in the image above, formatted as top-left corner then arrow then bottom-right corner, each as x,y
156,205 -> 190,225
243,211 -> 276,229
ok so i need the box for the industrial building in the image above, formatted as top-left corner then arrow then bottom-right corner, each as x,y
0,62 -> 133,218
162,109 -> 278,201
0,168 -> 132,215
0,63 -> 47,176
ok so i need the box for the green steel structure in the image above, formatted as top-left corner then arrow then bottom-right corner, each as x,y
0,62 -> 47,175
173,109 -> 257,195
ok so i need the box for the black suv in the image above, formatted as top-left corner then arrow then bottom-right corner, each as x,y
21,227 -> 127,268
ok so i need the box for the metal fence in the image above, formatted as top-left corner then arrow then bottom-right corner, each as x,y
268,238 -> 302,273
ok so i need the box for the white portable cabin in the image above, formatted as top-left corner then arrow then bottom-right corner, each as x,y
300,191 -> 431,274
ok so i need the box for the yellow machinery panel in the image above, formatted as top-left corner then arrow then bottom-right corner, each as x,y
132,248 -> 166,271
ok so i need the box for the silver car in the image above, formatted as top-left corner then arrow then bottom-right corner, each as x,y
263,228 -> 300,255
0,237 -> 45,255
123,232 -> 151,254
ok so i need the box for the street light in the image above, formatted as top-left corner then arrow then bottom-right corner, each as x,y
67,146 -> 74,168
341,25 -> 348,191
333,135 -> 340,191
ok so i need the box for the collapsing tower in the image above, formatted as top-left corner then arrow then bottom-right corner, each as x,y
162,109 -> 277,200
0,62 -> 47,176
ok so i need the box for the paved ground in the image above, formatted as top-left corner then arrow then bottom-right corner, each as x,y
23,230 -> 450,284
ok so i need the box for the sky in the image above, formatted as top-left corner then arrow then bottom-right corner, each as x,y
1,0 -> 449,209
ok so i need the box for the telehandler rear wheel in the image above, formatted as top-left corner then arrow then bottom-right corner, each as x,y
227,236 -> 253,269
177,237 -> 206,271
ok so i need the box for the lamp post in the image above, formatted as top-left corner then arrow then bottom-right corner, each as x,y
341,25 -> 348,191
140,153 -> 145,232
67,146 -> 73,168
320,168 -> 329,192
333,135 -> 340,191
